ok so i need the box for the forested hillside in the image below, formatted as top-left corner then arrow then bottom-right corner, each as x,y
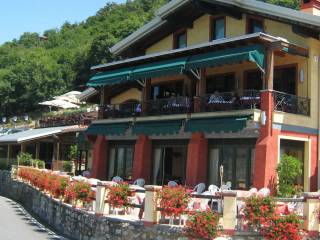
0,0 -> 299,116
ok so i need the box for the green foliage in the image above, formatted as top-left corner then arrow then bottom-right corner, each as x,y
18,153 -> 33,166
260,0 -> 300,9
35,159 -> 45,169
276,154 -> 302,197
69,145 -> 78,160
0,161 -> 9,170
62,161 -> 73,173
0,0 -> 168,115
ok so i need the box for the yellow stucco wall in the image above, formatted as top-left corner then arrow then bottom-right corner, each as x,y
110,88 -> 141,104
146,34 -> 173,54
187,15 -> 210,46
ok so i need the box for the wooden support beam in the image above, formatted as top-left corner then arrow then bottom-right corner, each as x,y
265,49 -> 274,90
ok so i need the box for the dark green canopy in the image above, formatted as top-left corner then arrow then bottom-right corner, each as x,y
85,122 -> 129,136
132,120 -> 182,135
185,116 -> 250,134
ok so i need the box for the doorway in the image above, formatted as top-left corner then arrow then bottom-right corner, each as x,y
152,144 -> 187,186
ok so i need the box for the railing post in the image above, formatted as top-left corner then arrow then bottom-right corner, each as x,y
222,191 -> 237,235
303,192 -> 320,237
193,96 -> 202,113
94,182 -> 107,216
143,185 -> 162,226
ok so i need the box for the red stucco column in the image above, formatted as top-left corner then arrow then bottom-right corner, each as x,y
254,90 -> 279,191
132,135 -> 152,183
91,135 -> 108,180
185,132 -> 208,187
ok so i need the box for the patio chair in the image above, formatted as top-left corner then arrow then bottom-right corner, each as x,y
168,180 -> 178,187
257,187 -> 270,197
133,178 -> 145,187
112,176 -> 123,183
192,183 -> 206,194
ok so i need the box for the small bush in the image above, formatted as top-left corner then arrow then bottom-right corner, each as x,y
0,161 -> 9,170
277,154 -> 302,197
62,161 -> 72,172
186,210 -> 221,239
35,159 -> 45,169
18,153 -> 33,166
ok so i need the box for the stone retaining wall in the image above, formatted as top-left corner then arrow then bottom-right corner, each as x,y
0,171 -> 187,240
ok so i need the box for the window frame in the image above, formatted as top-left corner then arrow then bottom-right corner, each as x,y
246,15 -> 264,34
206,72 -> 236,94
210,16 -> 226,41
173,29 -> 187,49
273,63 -> 298,95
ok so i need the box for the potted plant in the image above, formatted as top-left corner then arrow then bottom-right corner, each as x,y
185,210 -> 221,239
157,185 -> 190,224
106,183 -> 134,214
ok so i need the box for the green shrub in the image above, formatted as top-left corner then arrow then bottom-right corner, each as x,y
18,153 -> 33,166
63,161 -> 73,173
276,154 -> 302,197
0,161 -> 9,170
69,145 -> 78,160
35,159 -> 45,169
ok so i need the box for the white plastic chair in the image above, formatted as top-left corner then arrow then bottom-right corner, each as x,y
220,184 -> 230,191
208,185 -> 220,194
248,187 -> 258,196
168,181 -> 178,187
257,187 -> 270,197
133,178 -> 145,187
112,176 -> 123,183
192,183 -> 206,194
226,181 -> 232,189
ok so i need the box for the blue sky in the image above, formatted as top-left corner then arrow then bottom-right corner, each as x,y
0,0 -> 126,44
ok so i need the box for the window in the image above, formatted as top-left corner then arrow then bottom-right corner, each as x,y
244,70 -> 263,90
211,17 -> 225,40
274,66 -> 296,95
108,145 -> 134,180
247,17 -> 264,34
206,73 -> 235,93
151,81 -> 184,99
174,30 -> 187,49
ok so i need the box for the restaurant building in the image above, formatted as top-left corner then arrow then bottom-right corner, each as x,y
85,0 -> 320,191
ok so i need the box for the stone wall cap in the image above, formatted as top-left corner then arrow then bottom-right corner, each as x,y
302,192 -> 320,199
144,185 -> 162,191
220,190 -> 237,197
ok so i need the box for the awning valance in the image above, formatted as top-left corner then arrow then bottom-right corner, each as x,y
86,123 -> 129,136
132,120 -> 182,135
88,67 -> 133,87
185,116 -> 249,134
88,45 -> 265,87
185,45 -> 265,71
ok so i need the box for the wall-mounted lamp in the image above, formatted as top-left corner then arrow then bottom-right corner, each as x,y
299,69 -> 304,83
261,111 -> 267,125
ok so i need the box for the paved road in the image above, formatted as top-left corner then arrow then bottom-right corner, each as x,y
0,196 -> 69,240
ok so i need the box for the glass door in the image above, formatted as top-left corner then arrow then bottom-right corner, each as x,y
152,145 -> 187,185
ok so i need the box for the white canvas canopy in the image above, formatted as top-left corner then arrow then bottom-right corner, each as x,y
54,91 -> 81,104
39,99 -> 80,109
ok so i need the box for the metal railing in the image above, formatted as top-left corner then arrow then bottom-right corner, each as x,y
201,90 -> 261,112
99,102 -> 141,119
144,96 -> 193,116
273,91 -> 310,116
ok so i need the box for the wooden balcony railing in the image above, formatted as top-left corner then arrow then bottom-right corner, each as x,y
273,91 -> 310,116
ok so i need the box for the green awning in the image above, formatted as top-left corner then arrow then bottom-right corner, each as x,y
88,67 -> 133,87
88,57 -> 188,87
185,116 -> 249,134
132,120 -> 182,135
130,57 -> 188,80
185,45 -> 265,71
85,123 -> 129,136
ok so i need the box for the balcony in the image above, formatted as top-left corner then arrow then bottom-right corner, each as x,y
273,91 -> 310,116
98,90 -> 311,120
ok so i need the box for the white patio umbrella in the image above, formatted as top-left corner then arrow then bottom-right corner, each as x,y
39,99 -> 80,109
54,91 -> 81,104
